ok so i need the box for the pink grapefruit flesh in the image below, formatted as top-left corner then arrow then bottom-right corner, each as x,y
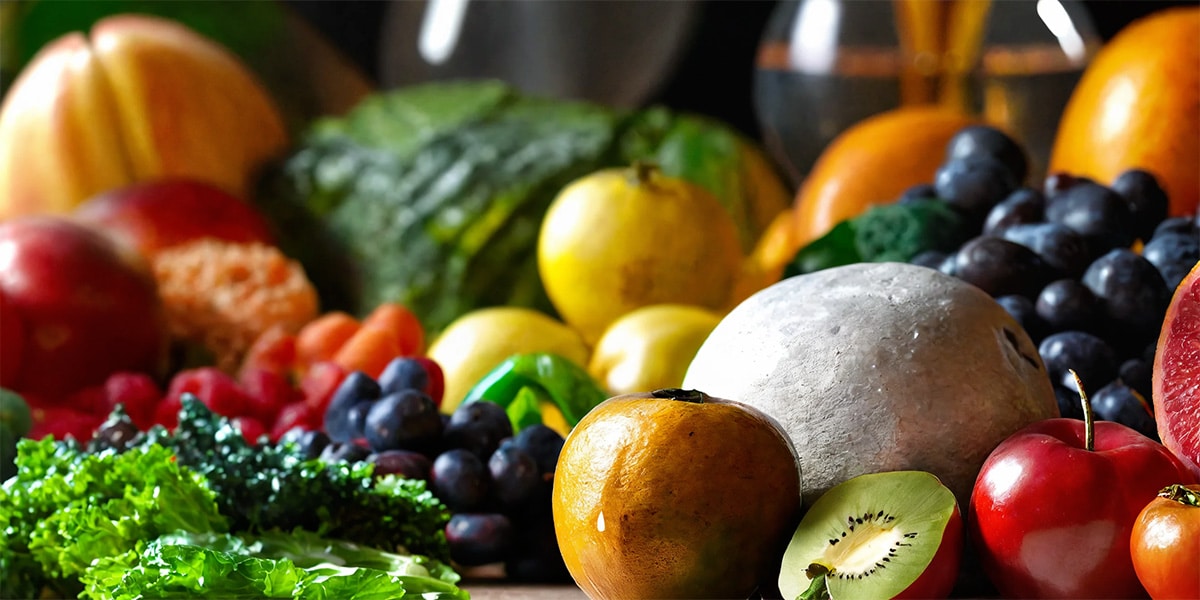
1153,261 -> 1200,477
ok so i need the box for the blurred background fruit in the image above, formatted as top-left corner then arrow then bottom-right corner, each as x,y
587,304 -> 722,397
1049,6 -> 1200,218
0,14 -> 288,220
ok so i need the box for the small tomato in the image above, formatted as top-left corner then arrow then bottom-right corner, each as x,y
1130,483 -> 1200,600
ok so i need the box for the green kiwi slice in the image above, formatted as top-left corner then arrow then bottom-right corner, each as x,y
778,471 -> 959,600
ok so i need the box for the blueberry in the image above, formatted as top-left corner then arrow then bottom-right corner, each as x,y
910,250 -> 948,270
1082,249 -> 1172,354
1118,358 -> 1153,401
1038,331 -> 1117,393
934,157 -> 1019,219
324,371 -> 382,442
937,252 -> 958,277
444,400 -> 514,460
899,183 -> 938,204
319,441 -> 371,464
1090,381 -> 1158,440
1043,172 -> 1093,199
281,428 -> 331,460
943,125 -> 1029,185
1035,279 -> 1102,334
378,357 -> 431,396
999,222 -> 1095,279
983,188 -> 1045,235
488,444 -> 542,510
344,401 -> 373,443
1053,385 -> 1085,420
364,389 -> 443,453
511,424 -> 566,476
996,294 -> 1047,343
445,513 -> 514,567
1044,182 -> 1135,253
1141,232 -> 1199,292
430,449 -> 491,512
369,449 -> 433,480
1152,216 -> 1197,239
954,236 -> 1054,298
1111,169 -> 1169,242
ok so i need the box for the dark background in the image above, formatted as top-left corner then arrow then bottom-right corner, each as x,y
291,0 -> 1197,141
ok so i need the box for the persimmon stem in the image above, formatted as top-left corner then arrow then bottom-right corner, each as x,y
651,388 -> 706,404
628,161 -> 659,187
1160,484 -> 1200,506
1069,370 -> 1094,452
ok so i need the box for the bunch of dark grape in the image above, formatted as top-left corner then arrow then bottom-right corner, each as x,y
905,126 -> 1199,438
296,357 -> 571,582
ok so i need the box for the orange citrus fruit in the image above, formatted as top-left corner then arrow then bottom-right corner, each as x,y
1049,7 -> 1200,218
791,106 -> 978,248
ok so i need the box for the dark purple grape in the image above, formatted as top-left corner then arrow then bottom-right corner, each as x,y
1038,330 -> 1117,394
319,442 -> 371,464
1043,172 -> 1093,199
369,449 -> 432,480
1111,169 -> 1168,242
999,222 -> 1095,279
430,448 -> 491,512
1053,385 -> 1085,420
90,417 -> 141,452
1082,249 -> 1172,354
937,252 -> 958,277
364,390 -> 442,453
324,371 -> 381,442
943,125 -> 1029,185
1153,216 -> 1197,239
899,183 -> 938,204
1118,358 -> 1153,402
378,357 -> 431,396
1035,279 -> 1101,333
996,294 -> 1047,343
446,513 -> 514,567
488,444 -> 542,510
954,236 -> 1054,298
1090,381 -> 1158,440
1142,232 -> 1199,292
444,400 -> 514,460
934,157 -> 1019,218
281,428 -> 331,460
983,188 -> 1045,235
512,424 -> 565,476
343,401 -> 373,443
504,515 -> 572,583
910,250 -> 948,270
1044,182 -> 1135,252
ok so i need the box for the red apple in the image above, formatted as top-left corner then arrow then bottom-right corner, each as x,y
0,216 -> 168,399
968,377 -> 1199,599
72,178 -> 275,258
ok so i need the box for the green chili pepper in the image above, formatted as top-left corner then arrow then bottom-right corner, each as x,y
463,353 -> 609,433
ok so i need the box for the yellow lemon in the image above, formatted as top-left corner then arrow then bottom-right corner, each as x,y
588,304 -> 722,396
426,307 -> 590,414
538,163 -> 743,345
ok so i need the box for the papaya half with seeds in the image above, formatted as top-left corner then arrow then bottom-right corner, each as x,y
552,388 -> 803,600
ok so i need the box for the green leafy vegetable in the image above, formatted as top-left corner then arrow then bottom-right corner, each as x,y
81,530 -> 467,600
132,397 -> 452,562
0,438 -> 227,599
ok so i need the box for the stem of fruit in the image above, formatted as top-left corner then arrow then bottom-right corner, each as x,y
1069,369 -> 1094,452
799,564 -> 831,600
628,161 -> 660,187
651,388 -> 706,404
1159,484 -> 1200,506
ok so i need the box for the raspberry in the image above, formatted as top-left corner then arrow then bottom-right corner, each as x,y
153,395 -> 183,430
232,416 -> 268,444
166,367 -> 253,419
64,384 -> 108,415
300,361 -> 349,415
27,406 -> 103,442
413,357 -> 445,408
103,372 -> 162,429
239,367 -> 299,424
270,402 -> 317,442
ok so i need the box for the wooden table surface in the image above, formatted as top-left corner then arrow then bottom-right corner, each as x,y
463,582 -> 587,599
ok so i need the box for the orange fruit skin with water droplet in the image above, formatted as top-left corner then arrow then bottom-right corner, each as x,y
552,390 -> 803,600
1049,7 -> 1200,218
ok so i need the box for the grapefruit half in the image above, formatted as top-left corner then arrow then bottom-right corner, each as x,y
1153,260 -> 1200,477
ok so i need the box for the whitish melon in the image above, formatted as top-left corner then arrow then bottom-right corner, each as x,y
682,262 -> 1058,507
